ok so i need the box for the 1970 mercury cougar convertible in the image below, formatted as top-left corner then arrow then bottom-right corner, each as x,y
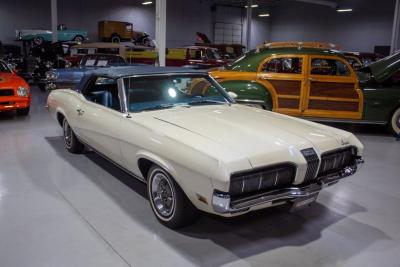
47,66 -> 364,228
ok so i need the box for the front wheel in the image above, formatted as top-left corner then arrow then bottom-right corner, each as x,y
147,165 -> 198,228
63,118 -> 84,153
388,107 -> 400,136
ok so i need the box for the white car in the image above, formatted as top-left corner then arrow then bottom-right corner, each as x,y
47,66 -> 364,228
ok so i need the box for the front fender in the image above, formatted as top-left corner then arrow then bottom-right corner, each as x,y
219,80 -> 273,110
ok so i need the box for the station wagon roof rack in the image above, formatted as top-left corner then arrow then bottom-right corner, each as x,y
256,41 -> 341,51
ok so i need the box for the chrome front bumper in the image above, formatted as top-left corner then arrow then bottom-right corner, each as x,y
212,158 -> 364,214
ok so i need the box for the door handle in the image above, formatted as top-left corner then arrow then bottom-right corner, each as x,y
76,108 -> 85,116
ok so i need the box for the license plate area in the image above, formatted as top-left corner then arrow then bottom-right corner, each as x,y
290,193 -> 318,212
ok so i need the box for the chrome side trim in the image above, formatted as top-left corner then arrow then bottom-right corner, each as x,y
117,77 -> 128,114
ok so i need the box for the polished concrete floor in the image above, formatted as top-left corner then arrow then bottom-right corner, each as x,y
1,87 -> 399,267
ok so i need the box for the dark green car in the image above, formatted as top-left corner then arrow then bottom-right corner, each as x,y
211,45 -> 400,135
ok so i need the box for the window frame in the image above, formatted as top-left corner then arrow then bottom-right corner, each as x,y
120,73 -> 234,113
309,56 -> 355,78
81,75 -> 124,113
257,54 -> 306,77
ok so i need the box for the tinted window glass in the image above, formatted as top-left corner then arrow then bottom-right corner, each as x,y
123,75 -> 231,112
0,61 -> 11,73
262,57 -> 302,74
311,58 -> 350,76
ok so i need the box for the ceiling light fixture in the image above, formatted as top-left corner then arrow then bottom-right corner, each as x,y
245,4 -> 259,8
258,13 -> 270,17
142,1 -> 153,5
337,8 -> 353,12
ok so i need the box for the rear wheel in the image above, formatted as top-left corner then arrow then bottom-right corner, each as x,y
147,165 -> 198,228
388,107 -> 400,136
111,34 -> 121,43
33,36 -> 44,46
16,107 -> 30,116
63,118 -> 84,153
73,35 -> 84,43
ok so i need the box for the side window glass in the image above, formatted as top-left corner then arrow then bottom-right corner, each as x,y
261,57 -> 302,74
311,58 -> 351,76
83,77 -> 121,111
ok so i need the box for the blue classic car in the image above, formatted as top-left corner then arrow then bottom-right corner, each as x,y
16,24 -> 88,46
43,53 -> 131,91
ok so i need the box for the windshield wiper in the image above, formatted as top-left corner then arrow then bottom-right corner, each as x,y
141,104 -> 176,112
188,99 -> 230,106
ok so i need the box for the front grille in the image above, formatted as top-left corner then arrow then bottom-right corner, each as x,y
0,101 -> 14,105
0,89 -> 14,97
229,163 -> 296,198
301,148 -> 320,182
318,147 -> 357,177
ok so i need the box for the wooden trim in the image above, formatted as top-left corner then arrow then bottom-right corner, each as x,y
308,100 -> 359,112
308,96 -> 359,102
278,98 -> 300,109
310,81 -> 358,99
267,80 -> 301,96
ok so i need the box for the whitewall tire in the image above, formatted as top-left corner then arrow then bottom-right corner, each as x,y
147,165 -> 198,228
389,107 -> 400,136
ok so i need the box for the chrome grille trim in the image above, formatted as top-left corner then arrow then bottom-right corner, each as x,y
301,148 -> 320,182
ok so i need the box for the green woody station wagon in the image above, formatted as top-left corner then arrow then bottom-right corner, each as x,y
211,42 -> 400,135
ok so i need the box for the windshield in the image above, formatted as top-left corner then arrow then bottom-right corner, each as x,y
80,55 -> 125,67
0,61 -> 11,73
206,49 -> 221,60
124,74 -> 232,112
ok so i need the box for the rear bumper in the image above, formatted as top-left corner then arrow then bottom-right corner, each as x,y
212,158 -> 364,214
0,96 -> 30,111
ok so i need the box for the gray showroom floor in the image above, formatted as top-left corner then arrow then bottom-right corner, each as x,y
0,87 -> 399,267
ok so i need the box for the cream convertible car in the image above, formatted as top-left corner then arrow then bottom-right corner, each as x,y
47,66 -> 364,228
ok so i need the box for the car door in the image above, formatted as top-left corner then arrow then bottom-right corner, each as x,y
303,55 -> 363,119
257,55 -> 307,116
75,76 -> 125,163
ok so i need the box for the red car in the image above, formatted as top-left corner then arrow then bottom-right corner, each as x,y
0,60 -> 31,116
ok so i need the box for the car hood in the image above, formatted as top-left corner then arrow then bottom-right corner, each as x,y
150,104 -> 353,167
0,72 -> 26,88
360,51 -> 400,83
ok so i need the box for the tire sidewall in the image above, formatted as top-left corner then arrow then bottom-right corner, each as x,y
391,107 -> 400,135
63,119 -> 73,150
147,167 -> 177,222
74,35 -> 84,43
33,36 -> 44,46
111,35 -> 120,43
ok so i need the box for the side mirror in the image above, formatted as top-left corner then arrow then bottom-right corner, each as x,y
228,91 -> 238,99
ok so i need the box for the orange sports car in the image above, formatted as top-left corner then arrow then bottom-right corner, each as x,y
0,59 -> 30,116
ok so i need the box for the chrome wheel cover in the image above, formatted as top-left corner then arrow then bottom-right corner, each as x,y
63,121 -> 72,149
151,172 -> 175,218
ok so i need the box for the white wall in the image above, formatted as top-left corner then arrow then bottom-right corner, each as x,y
269,1 -> 395,52
0,0 -> 51,43
0,0 -> 270,50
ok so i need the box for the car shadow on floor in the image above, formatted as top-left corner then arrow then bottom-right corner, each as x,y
46,136 -> 391,267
